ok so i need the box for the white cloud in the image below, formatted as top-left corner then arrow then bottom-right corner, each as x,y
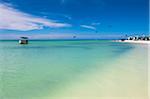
91,22 -> 101,26
0,3 -> 71,31
64,15 -> 72,20
80,25 -> 96,30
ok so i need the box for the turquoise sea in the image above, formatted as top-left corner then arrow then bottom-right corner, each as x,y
0,40 -> 148,99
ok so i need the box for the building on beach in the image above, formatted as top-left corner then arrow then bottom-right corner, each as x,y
19,37 -> 28,44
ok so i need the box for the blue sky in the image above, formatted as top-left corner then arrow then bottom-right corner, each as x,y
0,0 -> 149,39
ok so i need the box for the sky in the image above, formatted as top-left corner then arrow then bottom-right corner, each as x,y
0,0 -> 149,40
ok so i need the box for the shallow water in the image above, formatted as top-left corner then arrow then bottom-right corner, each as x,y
0,40 -> 148,99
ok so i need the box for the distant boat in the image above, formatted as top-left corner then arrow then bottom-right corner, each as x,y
19,37 -> 28,44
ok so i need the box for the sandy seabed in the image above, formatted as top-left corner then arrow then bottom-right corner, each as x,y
44,44 -> 149,99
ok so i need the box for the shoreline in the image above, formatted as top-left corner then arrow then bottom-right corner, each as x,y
116,40 -> 150,44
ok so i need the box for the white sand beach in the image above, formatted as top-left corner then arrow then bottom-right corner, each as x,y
116,40 -> 150,44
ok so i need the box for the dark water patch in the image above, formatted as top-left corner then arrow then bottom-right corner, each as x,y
1,45 -> 94,50
109,45 -> 134,58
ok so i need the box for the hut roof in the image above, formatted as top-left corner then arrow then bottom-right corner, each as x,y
20,37 -> 28,39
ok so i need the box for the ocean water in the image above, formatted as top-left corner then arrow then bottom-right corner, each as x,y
0,40 -> 148,99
